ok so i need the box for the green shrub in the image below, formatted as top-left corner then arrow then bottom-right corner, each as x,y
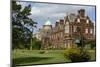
39,51 -> 45,54
64,48 -> 91,62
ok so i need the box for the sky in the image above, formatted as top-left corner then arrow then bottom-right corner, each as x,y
17,1 -> 96,33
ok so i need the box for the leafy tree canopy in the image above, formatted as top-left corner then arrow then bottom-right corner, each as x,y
12,1 -> 37,49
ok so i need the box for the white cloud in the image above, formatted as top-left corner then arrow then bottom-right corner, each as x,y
16,1 -> 95,33
30,3 -> 95,19
16,1 -> 95,20
50,13 -> 65,18
17,1 -> 95,20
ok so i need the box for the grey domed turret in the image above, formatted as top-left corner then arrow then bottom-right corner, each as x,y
43,20 -> 52,30
44,20 -> 51,25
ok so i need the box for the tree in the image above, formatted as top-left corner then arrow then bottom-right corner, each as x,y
32,37 -> 42,50
84,39 -> 96,49
76,27 -> 84,48
75,26 -> 87,52
12,1 -> 37,49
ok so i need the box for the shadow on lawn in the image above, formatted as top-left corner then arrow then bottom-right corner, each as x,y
12,57 -> 53,66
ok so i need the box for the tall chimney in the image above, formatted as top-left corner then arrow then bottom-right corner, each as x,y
78,9 -> 85,18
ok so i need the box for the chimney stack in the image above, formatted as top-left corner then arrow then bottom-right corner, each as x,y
78,9 -> 85,18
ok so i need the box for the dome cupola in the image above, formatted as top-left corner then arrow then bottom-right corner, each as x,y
44,20 -> 51,25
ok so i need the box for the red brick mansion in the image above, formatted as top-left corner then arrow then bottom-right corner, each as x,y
37,9 -> 95,49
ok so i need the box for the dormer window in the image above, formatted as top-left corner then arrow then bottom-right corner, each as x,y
86,19 -> 89,23
77,18 -> 80,22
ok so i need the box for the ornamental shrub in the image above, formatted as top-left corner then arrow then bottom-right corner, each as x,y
64,48 -> 91,62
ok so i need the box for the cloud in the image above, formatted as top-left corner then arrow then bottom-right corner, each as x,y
17,1 -> 95,21
30,3 -> 95,20
17,1 -> 96,33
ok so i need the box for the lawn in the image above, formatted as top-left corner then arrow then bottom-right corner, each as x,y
12,50 -> 69,65
12,49 -> 96,66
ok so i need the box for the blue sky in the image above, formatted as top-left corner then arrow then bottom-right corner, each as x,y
17,1 -> 96,33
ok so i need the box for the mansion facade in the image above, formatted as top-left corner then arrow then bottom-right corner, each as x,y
37,9 -> 95,49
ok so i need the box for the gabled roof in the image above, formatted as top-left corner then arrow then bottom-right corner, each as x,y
68,13 -> 76,22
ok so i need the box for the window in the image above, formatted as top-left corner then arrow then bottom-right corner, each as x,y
85,28 -> 88,33
73,26 -> 77,32
77,18 -> 80,22
60,32 -> 62,37
65,25 -> 69,33
65,22 -> 69,33
86,19 -> 89,23
64,43 -> 67,48
90,29 -> 93,34
55,34 -> 56,39
61,32 -> 63,38
66,21 -> 69,24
